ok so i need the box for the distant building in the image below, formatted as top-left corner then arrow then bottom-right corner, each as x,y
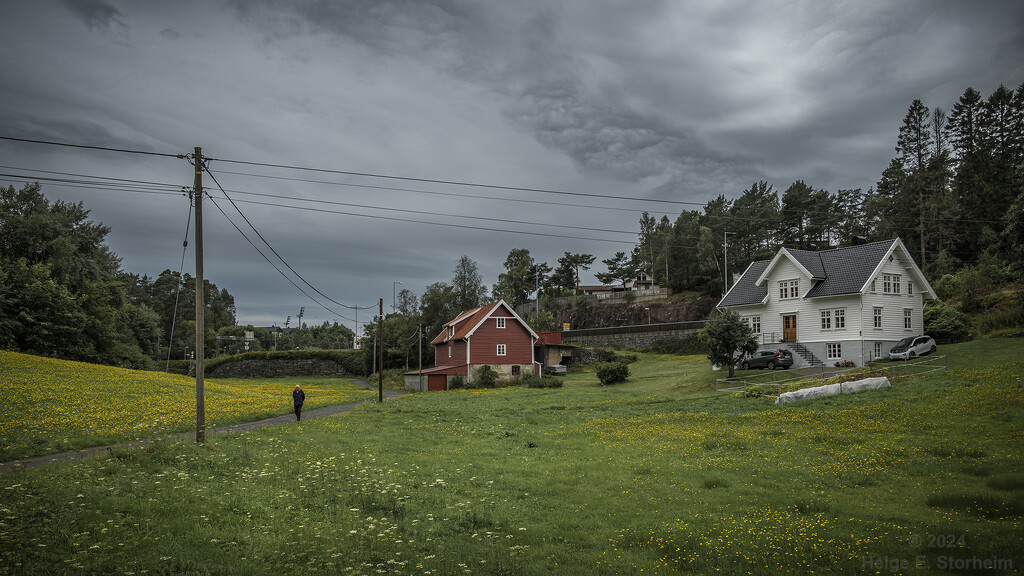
403,300 -> 539,392
718,238 -> 935,367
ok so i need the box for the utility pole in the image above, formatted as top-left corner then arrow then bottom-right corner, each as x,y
192,146 -> 205,444
417,323 -> 423,392
535,268 -> 540,319
723,231 -> 736,297
378,298 -> 384,403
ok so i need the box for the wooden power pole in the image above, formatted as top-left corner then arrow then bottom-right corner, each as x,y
193,147 -> 206,443
378,298 -> 384,403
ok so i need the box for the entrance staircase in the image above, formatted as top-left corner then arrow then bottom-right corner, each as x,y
787,342 -> 824,367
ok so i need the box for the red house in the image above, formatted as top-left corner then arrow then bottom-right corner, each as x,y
403,300 -> 539,391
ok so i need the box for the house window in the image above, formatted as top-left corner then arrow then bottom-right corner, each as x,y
835,309 -> 846,329
821,310 -> 831,330
511,365 -> 521,376
884,274 -> 902,294
873,307 -> 883,329
750,316 -> 761,335
874,342 -> 883,360
908,281 -> 914,295
904,309 -> 913,330
779,279 -> 799,300
496,344 -> 506,356
870,279 -> 876,293
448,345 -> 452,358
827,343 -> 842,359
447,326 -> 454,339
496,317 -> 506,329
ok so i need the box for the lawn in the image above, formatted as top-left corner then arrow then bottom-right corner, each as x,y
1,339 -> 1022,575
0,351 -> 376,461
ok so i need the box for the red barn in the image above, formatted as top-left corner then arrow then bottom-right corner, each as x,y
404,300 -> 539,391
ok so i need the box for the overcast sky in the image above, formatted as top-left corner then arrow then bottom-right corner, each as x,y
2,0 -> 1022,333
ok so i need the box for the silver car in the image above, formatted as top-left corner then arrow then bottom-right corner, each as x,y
888,335 -> 937,360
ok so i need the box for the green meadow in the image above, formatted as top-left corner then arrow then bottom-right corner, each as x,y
1,339 -> 1022,575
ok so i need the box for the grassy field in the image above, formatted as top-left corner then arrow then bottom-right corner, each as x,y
1,339 -> 1022,574
0,351 -> 376,461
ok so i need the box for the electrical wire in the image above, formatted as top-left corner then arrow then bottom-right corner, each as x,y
213,168 -> 679,216
0,135 -> 183,159
204,154 -> 708,207
203,192 -> 362,322
204,166 -> 377,312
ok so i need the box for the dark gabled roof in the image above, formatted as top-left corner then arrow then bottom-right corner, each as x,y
718,260 -> 770,307
718,239 -> 900,307
803,240 -> 895,298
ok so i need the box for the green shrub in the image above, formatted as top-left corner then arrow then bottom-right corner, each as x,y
203,349 -> 368,376
924,300 -> 970,343
448,373 -> 465,390
475,365 -> 499,388
596,362 -> 630,385
522,373 -> 564,388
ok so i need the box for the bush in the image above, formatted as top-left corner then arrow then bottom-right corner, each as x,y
203,349 -> 368,376
475,365 -> 499,388
596,362 -> 630,385
448,373 -> 466,390
924,300 -> 970,343
522,373 -> 564,388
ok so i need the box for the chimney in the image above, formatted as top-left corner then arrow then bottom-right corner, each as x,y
805,243 -> 817,251
852,236 -> 867,246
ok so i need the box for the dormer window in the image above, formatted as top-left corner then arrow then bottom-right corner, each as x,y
778,279 -> 800,300
447,326 -> 454,339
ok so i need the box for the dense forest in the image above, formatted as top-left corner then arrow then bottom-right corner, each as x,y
2,83 -> 1021,370
620,83 -> 1024,297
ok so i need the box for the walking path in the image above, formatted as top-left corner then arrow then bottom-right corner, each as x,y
0,379 -> 406,475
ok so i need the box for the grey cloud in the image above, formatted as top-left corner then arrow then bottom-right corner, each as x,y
61,0 -> 127,34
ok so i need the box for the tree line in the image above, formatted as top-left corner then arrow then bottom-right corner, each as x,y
4,82 -> 1019,370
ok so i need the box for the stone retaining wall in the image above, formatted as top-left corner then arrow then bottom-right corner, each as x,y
207,358 -> 350,378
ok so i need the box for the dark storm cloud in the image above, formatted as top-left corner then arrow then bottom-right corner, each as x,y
2,0 -> 1022,327
61,0 -> 127,34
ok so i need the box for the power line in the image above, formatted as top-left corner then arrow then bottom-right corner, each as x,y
213,168 -> 679,216
205,155 -> 707,207
203,192 -> 363,323
0,135 -> 184,159
204,167 -> 375,314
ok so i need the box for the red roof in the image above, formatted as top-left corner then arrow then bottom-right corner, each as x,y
429,300 -> 538,345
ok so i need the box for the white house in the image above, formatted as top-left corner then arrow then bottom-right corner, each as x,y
717,238 -> 935,367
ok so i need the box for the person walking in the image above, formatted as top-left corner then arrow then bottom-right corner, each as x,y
292,384 -> 305,421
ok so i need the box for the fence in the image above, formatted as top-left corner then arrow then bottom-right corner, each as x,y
716,354 -> 948,398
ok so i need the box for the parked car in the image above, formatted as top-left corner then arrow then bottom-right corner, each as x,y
739,349 -> 793,370
888,335 -> 936,361
544,364 -> 568,375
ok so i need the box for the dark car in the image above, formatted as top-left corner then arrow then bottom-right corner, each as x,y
739,349 -> 794,370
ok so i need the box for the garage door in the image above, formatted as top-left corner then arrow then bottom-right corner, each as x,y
427,374 -> 447,391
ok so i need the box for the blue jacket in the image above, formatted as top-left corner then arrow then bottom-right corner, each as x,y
293,389 -> 305,406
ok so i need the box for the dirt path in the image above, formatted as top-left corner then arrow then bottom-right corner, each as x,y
0,378 -> 406,475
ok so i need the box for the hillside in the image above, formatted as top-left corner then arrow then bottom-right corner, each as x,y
540,291 -> 715,329
0,351 -> 373,461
